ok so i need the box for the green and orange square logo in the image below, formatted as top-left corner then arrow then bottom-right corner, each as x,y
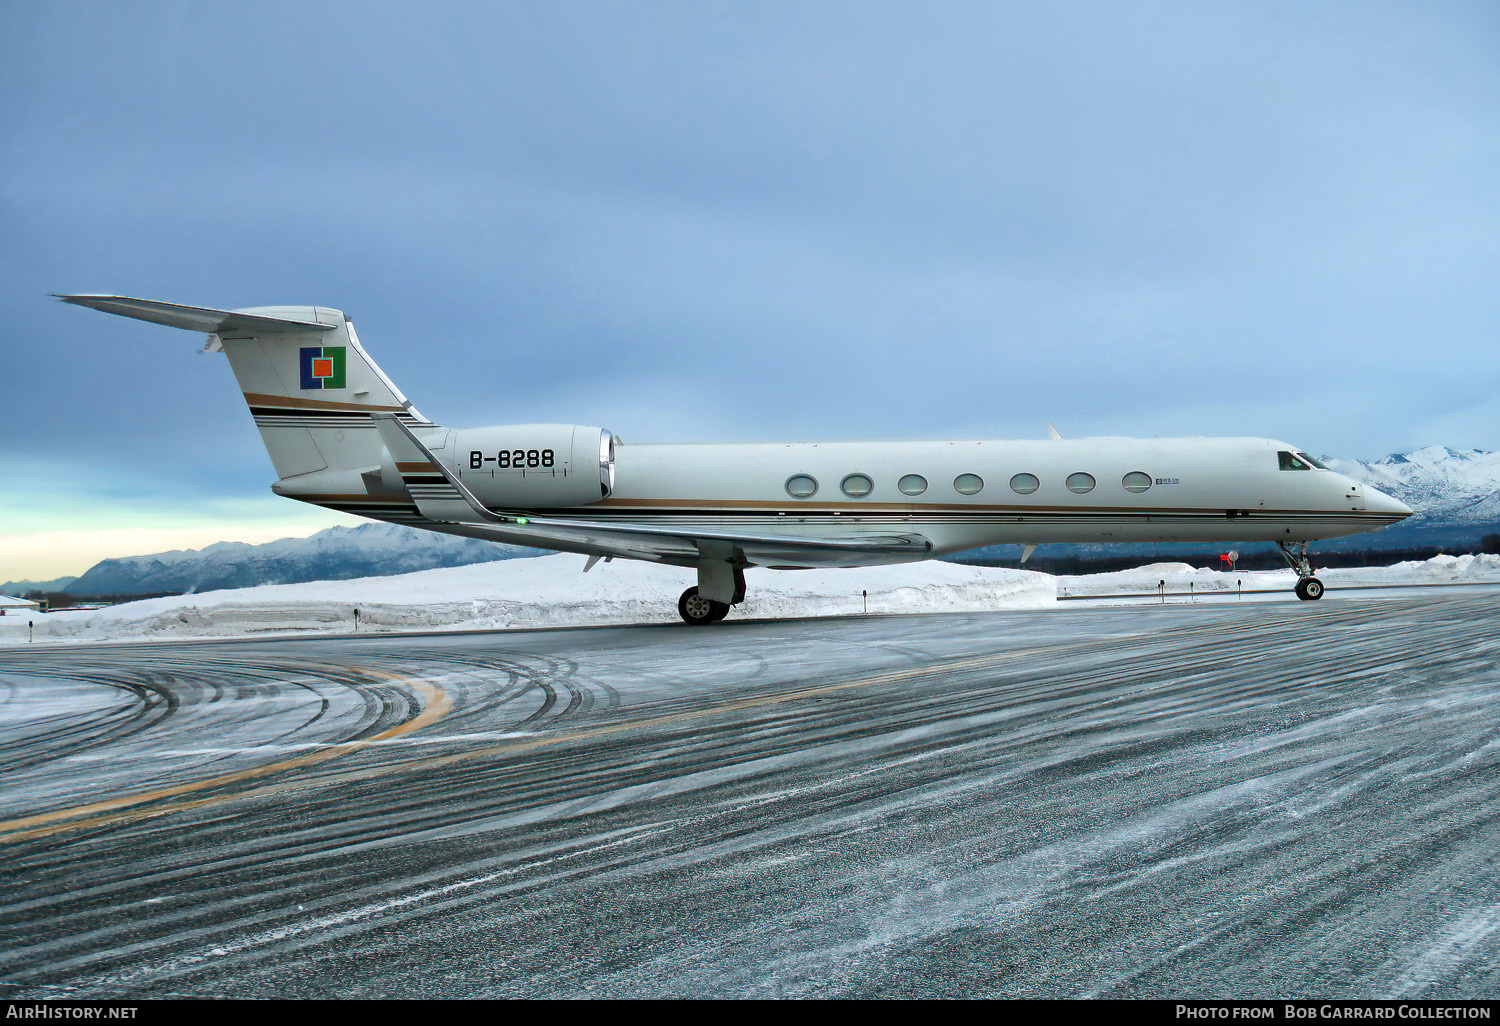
299,346 -> 346,390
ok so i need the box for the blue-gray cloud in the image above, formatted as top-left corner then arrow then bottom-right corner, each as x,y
3,0 -> 1497,525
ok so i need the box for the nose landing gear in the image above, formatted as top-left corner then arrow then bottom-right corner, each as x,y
1294,577 -> 1325,600
1278,541 -> 1325,601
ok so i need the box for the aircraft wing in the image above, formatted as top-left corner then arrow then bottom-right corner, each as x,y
457,511 -> 933,567
371,414 -> 932,568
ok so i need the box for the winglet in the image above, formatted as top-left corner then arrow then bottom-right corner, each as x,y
1046,422 -> 1063,440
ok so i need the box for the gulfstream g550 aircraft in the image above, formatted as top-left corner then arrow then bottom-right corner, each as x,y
60,295 -> 1411,624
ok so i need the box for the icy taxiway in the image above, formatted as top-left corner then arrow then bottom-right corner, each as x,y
2,588 -> 1499,998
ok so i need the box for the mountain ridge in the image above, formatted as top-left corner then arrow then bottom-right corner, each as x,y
43,523 -> 539,597
1321,445 -> 1500,533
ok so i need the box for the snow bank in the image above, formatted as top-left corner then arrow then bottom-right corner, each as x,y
1322,552 -> 1500,587
0,554 -> 1055,643
7,553 -> 1495,645
1058,553 -> 1500,598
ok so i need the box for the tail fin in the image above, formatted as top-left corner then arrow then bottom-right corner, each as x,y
58,295 -> 433,480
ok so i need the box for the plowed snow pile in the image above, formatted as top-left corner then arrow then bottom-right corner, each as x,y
1,554 -> 1054,642
1058,553 -> 1500,597
6,553 -> 1496,645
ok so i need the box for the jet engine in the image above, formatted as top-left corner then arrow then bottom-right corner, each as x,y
447,424 -> 616,508
378,424 -> 615,509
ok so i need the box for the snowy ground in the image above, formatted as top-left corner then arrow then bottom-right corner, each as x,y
3,552 -> 1497,644
1057,553 -> 1500,600
0,554 -> 1053,643
7,593 -> 1500,998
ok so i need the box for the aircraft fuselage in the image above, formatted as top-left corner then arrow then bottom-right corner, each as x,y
59,294 -> 1414,619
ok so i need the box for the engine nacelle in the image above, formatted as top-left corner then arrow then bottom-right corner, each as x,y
444,424 -> 616,508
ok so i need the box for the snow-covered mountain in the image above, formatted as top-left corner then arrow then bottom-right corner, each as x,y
63,523 -> 539,597
1321,445 -> 1500,532
0,575 -> 79,596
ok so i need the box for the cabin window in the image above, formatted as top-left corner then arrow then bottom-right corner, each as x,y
1066,473 -> 1095,494
786,474 -> 818,498
1122,471 -> 1152,493
1278,451 -> 1313,471
954,474 -> 984,495
841,474 -> 873,497
1010,473 -> 1039,494
898,474 -> 928,496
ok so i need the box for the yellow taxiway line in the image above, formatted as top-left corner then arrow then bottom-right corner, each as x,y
0,669 -> 451,844
1,644 -> 1087,844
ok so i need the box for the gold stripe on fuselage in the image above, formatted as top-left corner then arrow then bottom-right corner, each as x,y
242,391 -> 408,412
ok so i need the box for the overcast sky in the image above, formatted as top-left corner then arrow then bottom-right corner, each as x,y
3,0 -> 1497,581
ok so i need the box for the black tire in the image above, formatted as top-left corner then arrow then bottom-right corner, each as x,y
678,587 -> 729,625
1295,577 -> 1325,601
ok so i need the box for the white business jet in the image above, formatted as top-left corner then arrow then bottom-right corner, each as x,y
59,295 -> 1411,624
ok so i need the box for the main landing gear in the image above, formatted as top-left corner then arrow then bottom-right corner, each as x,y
1277,541 -> 1325,601
678,587 -> 730,625
678,562 -> 748,625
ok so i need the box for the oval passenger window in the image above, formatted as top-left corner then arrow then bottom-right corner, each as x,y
785,474 -> 818,498
1122,471 -> 1151,493
1010,473 -> 1039,494
898,474 -> 928,496
954,474 -> 984,495
1066,473 -> 1095,494
841,474 -> 873,497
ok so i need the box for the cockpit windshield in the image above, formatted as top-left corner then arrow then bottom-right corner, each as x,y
1278,451 -> 1313,471
1296,452 -> 1330,469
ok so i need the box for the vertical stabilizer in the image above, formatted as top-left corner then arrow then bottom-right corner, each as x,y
57,295 -> 436,480
219,306 -> 432,478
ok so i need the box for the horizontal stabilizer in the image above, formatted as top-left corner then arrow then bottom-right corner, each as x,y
55,295 -> 334,335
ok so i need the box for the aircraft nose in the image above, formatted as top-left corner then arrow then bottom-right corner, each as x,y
1366,486 -> 1413,519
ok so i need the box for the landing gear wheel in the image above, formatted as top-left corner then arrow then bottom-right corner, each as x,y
1294,577 -> 1325,601
678,587 -> 730,625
